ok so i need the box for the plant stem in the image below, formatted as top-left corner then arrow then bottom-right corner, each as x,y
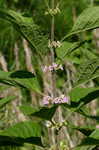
50,0 -> 56,98
50,0 -> 57,147
51,0 -> 55,63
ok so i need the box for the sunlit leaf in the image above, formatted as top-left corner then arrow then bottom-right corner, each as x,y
63,7 -> 99,39
0,9 -> 48,53
0,70 -> 41,93
56,41 -> 86,61
0,121 -> 43,147
70,87 -> 99,103
73,127 -> 99,149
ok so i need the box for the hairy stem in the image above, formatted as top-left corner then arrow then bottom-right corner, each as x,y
49,0 -> 56,147
51,0 -> 55,63
50,0 -> 56,98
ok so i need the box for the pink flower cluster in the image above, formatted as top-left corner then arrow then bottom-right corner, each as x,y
43,63 -> 63,73
43,95 -> 68,105
96,125 -> 99,129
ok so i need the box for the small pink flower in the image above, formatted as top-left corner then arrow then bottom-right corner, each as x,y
43,99 -> 49,105
62,97 -> 68,103
53,95 -> 68,104
54,97 -> 60,104
43,96 -> 52,105
48,66 -> 53,71
43,95 -> 68,105
96,125 -> 99,129
52,63 -> 58,69
42,63 -> 63,73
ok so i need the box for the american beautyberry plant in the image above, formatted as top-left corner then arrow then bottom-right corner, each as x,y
0,0 -> 99,150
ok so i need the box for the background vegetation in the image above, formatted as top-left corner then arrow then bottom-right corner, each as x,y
0,0 -> 99,149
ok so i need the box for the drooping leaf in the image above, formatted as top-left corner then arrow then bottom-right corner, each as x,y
20,105 -> 58,121
75,136 -> 99,148
74,127 -> 94,137
74,58 -> 99,87
78,109 -> 99,121
0,9 -> 48,53
66,87 -> 99,111
67,88 -> 99,112
0,70 -> 41,93
0,96 -> 15,108
73,127 -> 99,149
20,105 -> 39,115
56,40 -> 97,65
90,129 -> 99,139
56,41 -> 86,59
10,71 -> 41,93
63,89 -> 99,115
63,7 -> 99,39
65,121 -> 95,136
0,121 -> 41,138
0,121 -> 43,147
70,87 -> 99,103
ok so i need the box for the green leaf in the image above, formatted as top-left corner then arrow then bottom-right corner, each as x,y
0,9 -> 48,53
69,87 -> 99,110
90,129 -> 99,139
74,137 -> 99,148
70,87 -> 99,103
20,105 -> 39,115
73,127 -> 99,149
74,127 -> 94,136
10,71 -> 41,93
63,87 -> 99,114
0,70 -> 41,93
74,58 -> 99,87
0,121 -> 43,147
56,41 -> 86,60
56,40 -> 97,65
79,109 -> 99,121
64,7 -> 99,39
20,105 -> 58,120
0,121 -> 41,138
0,96 -> 15,108
66,121 -> 94,136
